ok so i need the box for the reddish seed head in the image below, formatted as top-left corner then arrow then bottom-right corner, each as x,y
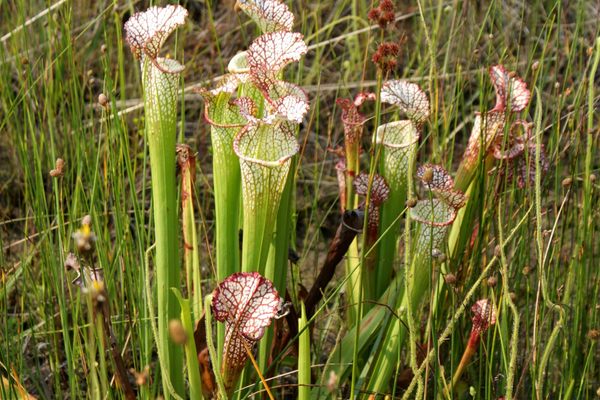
367,8 -> 381,22
368,0 -> 396,28
372,42 -> 400,72
380,0 -> 395,12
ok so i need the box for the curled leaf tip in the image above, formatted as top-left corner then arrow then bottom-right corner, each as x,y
381,80 -> 430,124
247,31 -> 307,79
237,0 -> 295,33
267,81 -> 309,122
353,172 -> 390,206
124,5 -> 188,60
337,93 -> 375,144
212,272 -> 282,378
228,51 -> 250,73
212,272 -> 282,338
471,299 -> 497,333
489,64 -> 530,112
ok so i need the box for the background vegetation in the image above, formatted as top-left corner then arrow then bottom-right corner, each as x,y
1,0 -> 598,398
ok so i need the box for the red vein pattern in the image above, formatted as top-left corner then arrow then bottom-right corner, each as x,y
124,5 -> 188,60
381,80 -> 430,124
489,65 -> 531,112
417,164 -> 467,209
237,0 -> 294,33
212,272 -> 282,367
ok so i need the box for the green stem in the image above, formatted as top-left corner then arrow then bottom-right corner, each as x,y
298,303 -> 311,400
143,58 -> 184,397
533,89 -> 564,397
205,295 -> 228,399
172,289 -> 203,400
496,200 -> 520,400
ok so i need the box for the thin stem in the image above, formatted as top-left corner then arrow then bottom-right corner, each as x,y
204,294 -> 228,399
496,200 -> 519,400
144,245 -> 185,400
242,340 -> 275,400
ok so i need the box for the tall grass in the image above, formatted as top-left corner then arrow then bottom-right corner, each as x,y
1,0 -> 598,399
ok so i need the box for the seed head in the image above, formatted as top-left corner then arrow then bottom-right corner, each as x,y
72,215 -> 96,255
130,366 -> 151,386
326,370 -> 338,393
421,166 -> 434,183
372,42 -> 400,72
487,276 -> 497,287
406,198 -> 418,208
168,319 -> 188,345
98,93 -> 109,108
587,329 -> 600,341
49,158 -> 65,178
444,273 -> 457,285
561,177 -> 572,187
368,0 -> 396,29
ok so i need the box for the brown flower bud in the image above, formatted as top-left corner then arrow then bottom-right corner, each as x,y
326,370 -> 338,393
421,167 -> 434,183
487,276 -> 497,287
590,174 -> 597,183
98,93 -> 109,108
169,319 -> 187,345
561,177 -> 572,187
531,60 -> 540,71
100,44 -> 107,54
587,329 -> 600,341
49,158 -> 65,177
406,198 -> 418,208
444,273 -> 457,285
130,366 -> 150,386
494,245 -> 502,258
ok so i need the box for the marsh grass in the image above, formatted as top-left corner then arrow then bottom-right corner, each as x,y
1,0 -> 599,398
